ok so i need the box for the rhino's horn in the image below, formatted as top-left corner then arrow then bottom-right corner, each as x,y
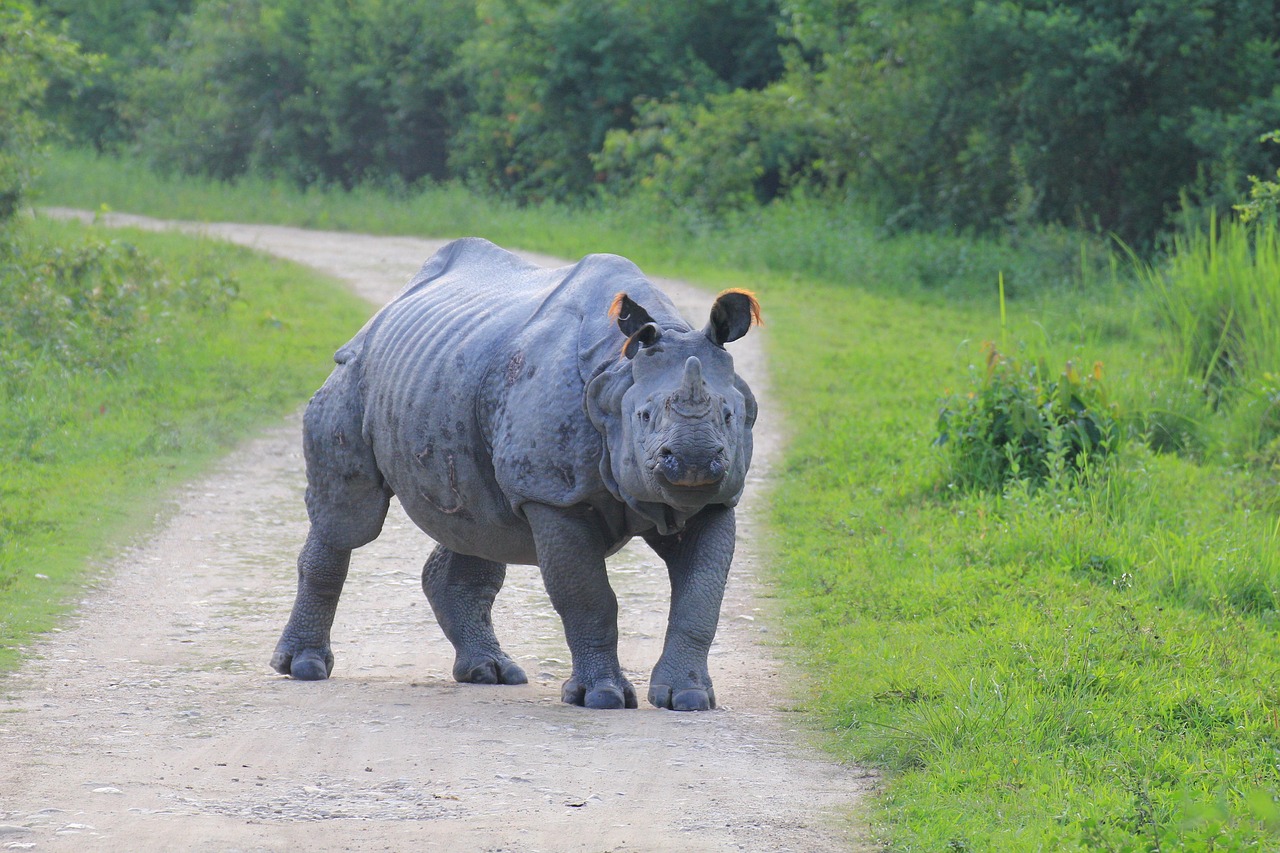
672,356 -> 712,415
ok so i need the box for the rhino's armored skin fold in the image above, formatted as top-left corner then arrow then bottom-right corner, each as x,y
270,238 -> 760,710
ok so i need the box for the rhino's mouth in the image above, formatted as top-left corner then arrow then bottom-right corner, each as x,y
642,451 -> 728,510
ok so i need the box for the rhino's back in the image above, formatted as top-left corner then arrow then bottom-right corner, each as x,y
346,238 -> 681,562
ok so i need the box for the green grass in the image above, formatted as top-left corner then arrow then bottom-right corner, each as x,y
0,215 -> 370,671
764,272 -> 1280,849
31,148 -> 1280,849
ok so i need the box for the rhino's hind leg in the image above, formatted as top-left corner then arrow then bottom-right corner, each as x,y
422,545 -> 528,685
271,362 -> 390,681
271,532 -> 352,680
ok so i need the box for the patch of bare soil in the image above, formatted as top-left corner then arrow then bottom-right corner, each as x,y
0,210 -> 874,851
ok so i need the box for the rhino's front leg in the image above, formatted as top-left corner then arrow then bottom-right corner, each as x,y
270,530 -> 351,680
525,503 -> 637,709
642,505 -> 736,711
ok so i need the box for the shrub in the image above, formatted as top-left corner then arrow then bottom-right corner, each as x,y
1136,216 -> 1280,401
594,85 -> 829,215
936,342 -> 1119,491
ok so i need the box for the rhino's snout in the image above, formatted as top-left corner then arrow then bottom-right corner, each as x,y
657,445 -> 728,489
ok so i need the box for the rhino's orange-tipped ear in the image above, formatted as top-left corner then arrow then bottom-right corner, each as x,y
622,322 -> 662,359
706,288 -> 762,345
609,292 -> 657,338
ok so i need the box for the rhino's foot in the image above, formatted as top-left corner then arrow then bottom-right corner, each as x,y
561,676 -> 638,710
270,645 -> 334,681
647,659 -> 717,711
648,683 -> 716,711
453,653 -> 528,685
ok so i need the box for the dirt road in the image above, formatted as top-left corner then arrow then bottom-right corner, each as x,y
0,211 -> 873,851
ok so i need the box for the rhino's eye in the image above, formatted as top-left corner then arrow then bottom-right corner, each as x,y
638,411 -> 651,423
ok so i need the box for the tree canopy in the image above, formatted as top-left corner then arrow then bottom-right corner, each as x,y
29,0 -> 1280,242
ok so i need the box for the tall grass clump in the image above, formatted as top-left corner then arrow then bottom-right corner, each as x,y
1140,217 -> 1280,401
1133,216 -> 1280,467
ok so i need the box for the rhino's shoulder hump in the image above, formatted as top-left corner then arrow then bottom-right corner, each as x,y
332,239 -> 545,365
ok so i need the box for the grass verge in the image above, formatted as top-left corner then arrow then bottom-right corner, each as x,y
32,148 -> 1280,849
0,215 -> 370,672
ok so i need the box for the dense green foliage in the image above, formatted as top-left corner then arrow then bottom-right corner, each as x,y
0,1 -> 85,220
35,0 -> 787,198
125,0 -> 476,186
761,0 -> 1280,240
34,0 -> 191,149
451,0 -> 785,200
36,0 -> 1279,241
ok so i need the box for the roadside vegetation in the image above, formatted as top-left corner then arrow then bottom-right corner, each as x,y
0,218 -> 370,671
0,5 -> 371,671
11,0 -> 1280,849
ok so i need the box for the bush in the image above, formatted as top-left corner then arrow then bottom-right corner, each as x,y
594,85 -> 830,214
936,342 -> 1119,491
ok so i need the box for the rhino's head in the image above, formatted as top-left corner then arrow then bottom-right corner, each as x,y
587,289 -> 760,530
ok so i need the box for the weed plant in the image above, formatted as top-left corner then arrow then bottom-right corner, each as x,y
936,342 -> 1119,491
30,147 -> 1280,850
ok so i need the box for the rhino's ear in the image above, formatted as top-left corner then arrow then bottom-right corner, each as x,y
622,322 -> 661,359
610,292 -> 663,359
609,292 -> 656,338
705,289 -> 762,346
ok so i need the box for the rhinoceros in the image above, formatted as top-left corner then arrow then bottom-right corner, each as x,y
270,238 -> 760,710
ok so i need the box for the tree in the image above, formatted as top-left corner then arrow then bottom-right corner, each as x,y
0,0 -> 87,222
781,0 -> 1280,242
124,0 -> 474,187
450,0 -> 787,200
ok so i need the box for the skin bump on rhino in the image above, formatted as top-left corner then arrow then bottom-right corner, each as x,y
270,238 -> 760,711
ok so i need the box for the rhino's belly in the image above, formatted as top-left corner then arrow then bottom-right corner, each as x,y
398,492 -> 539,564
380,452 -> 541,565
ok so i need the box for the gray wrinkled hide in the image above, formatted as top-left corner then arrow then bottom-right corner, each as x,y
271,238 -> 758,710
